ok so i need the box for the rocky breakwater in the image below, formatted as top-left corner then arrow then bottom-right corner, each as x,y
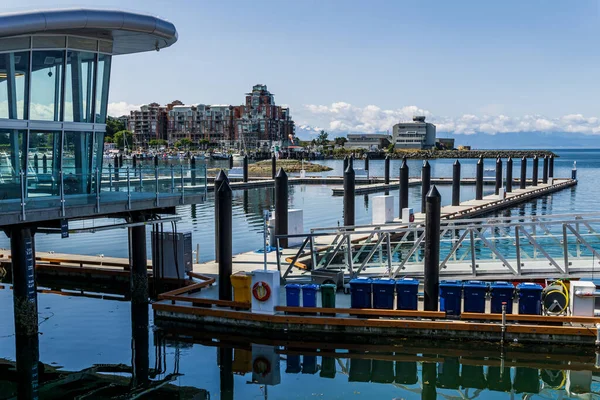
390,149 -> 558,159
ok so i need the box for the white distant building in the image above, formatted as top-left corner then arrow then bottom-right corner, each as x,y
392,116 -> 436,149
346,134 -> 391,150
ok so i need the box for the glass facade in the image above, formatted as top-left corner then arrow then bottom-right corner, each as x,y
0,51 -> 29,119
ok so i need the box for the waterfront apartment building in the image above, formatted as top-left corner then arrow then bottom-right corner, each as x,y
392,116 -> 436,149
135,84 -> 295,150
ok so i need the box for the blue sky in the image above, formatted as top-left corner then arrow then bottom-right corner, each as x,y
5,0 -> 600,142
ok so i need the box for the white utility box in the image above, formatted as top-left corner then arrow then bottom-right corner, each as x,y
251,269 -> 280,314
402,208 -> 415,224
548,177 -> 554,185
498,187 -> 506,200
252,344 -> 281,385
269,209 -> 304,247
373,195 -> 394,224
300,169 -> 306,178
566,370 -> 592,398
570,281 -> 597,317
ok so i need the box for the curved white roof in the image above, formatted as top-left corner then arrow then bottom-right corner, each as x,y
0,8 -> 178,55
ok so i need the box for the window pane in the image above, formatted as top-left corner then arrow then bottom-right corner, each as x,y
28,130 -> 61,196
63,131 -> 94,194
30,50 -> 64,121
0,129 -> 26,200
64,51 -> 95,122
95,54 -> 111,123
0,51 -> 30,119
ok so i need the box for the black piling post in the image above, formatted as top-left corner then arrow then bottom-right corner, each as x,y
217,178 -> 233,301
384,155 -> 390,184
119,153 -> 124,169
275,168 -> 289,248
219,347 -> 234,400
343,156 -> 348,176
132,154 -> 138,171
214,170 -> 228,262
271,154 -> 277,179
10,226 -> 38,337
349,154 -> 354,169
131,299 -> 149,388
422,361 -> 438,400
229,155 -> 234,170
344,163 -> 356,227
130,213 -> 148,306
421,161 -> 431,213
476,156 -> 483,200
532,155 -> 539,186
424,186 -> 441,312
495,158 -> 502,195
520,157 -> 527,189
243,155 -> 248,183
399,157 -> 409,216
15,332 -> 39,399
153,155 -> 159,168
191,156 -> 197,186
506,157 -> 513,193
549,155 -> 554,178
543,155 -> 549,184
33,154 -> 39,175
114,155 -> 119,181
42,154 -> 47,174
364,155 -> 369,172
452,160 -> 460,206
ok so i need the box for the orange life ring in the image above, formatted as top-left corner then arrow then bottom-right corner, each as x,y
252,281 -> 271,302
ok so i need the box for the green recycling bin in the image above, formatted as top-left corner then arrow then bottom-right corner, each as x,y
321,284 -> 337,308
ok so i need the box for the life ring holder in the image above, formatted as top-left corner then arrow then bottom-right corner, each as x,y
252,281 -> 272,302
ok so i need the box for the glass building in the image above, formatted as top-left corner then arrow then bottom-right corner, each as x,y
0,9 -> 203,226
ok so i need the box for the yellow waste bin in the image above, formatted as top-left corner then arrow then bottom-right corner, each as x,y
230,272 -> 251,304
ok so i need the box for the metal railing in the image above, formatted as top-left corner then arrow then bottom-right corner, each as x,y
276,213 -> 600,281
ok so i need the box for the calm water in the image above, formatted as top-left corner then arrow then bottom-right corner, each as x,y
1,149 -> 600,398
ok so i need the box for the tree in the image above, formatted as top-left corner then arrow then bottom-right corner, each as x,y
104,136 -> 114,143
316,130 -> 329,146
113,130 -> 133,150
334,136 -> 348,147
175,138 -> 193,149
149,139 -> 167,148
106,116 -> 125,137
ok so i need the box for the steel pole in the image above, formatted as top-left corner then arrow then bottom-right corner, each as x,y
452,159 -> 460,206
520,157 -> 527,189
506,157 -> 513,193
344,163 -> 356,227
476,156 -> 483,200
549,155 -> 554,178
364,154 -> 370,172
543,155 -> 549,184
532,155 -> 539,186
243,155 -> 248,183
275,168 -> 289,248
217,178 -> 233,300
214,170 -> 228,262
495,158 -> 502,195
424,186 -> 441,311
421,160 -> 431,213
129,213 -> 148,306
271,154 -> 277,179
399,157 -> 409,216
384,155 -> 390,184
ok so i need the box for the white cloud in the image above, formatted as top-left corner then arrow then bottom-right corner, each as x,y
108,102 -> 141,117
301,102 -> 600,136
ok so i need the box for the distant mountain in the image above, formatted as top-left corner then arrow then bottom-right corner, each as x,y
295,126 -> 600,149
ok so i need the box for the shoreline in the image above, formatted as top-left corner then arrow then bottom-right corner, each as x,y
333,149 -> 558,159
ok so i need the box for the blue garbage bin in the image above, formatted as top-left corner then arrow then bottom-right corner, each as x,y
302,355 -> 318,374
440,280 -> 463,316
517,283 -> 543,315
285,284 -> 301,307
349,278 -> 373,308
302,284 -> 319,308
373,278 -> 396,309
463,280 -> 488,313
490,281 -> 515,314
396,278 -> 420,310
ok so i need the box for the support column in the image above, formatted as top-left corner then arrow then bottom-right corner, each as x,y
15,333 -> 39,400
11,226 -> 38,337
475,156 -> 483,200
243,155 -> 248,183
271,154 -> 277,179
275,168 -> 289,248
219,347 -> 234,400
506,157 -> 513,193
421,161 -> 431,213
217,178 -> 233,300
191,156 -> 197,186
452,160 -> 460,206
384,155 -> 390,184
543,155 -> 549,184
364,155 -> 369,172
344,163 -> 355,227
424,186 -> 441,312
495,158 -> 502,195
549,155 -> 554,178
399,157 -> 409,216
520,157 -> 527,189
129,213 -> 148,306
214,170 -> 228,262
532,155 -> 539,186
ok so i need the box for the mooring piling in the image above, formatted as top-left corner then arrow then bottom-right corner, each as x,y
520,157 -> 527,189
384,155 -> 390,185
421,160 -> 431,212
532,155 -> 539,186
543,155 -> 549,184
476,156 -> 483,200
399,157 -> 409,216
344,163 -> 356,227
452,160 -> 460,206
129,213 -> 148,307
217,177 -> 233,301
275,168 -> 289,248
506,157 -> 513,193
191,156 -> 197,186
495,158 -> 502,195
364,155 -> 370,172
424,186 -> 441,312
549,155 -> 554,178
243,155 -> 248,183
271,154 -> 277,179
229,155 -> 234,170
214,170 -> 229,262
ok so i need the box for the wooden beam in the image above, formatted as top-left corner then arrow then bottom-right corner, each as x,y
274,306 -> 445,319
461,312 -> 600,324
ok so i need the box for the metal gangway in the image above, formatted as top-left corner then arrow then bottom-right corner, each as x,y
276,212 -> 600,282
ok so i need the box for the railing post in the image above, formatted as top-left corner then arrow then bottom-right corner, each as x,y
520,157 -> 527,189
19,170 -> 26,220
344,163 -> 355,227
562,224 -> 569,274
95,167 -> 100,212
543,155 -> 549,184
59,170 -> 65,217
515,226 -> 521,275
170,165 -> 175,193
532,155 -> 538,186
424,185 -> 441,311
399,157 -> 409,216
126,167 -> 131,210
506,157 -> 513,193
384,155 -> 390,184
452,159 -> 460,206
495,157 -> 502,195
476,156 -> 483,200
275,168 -> 289,248
421,160 -> 431,213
